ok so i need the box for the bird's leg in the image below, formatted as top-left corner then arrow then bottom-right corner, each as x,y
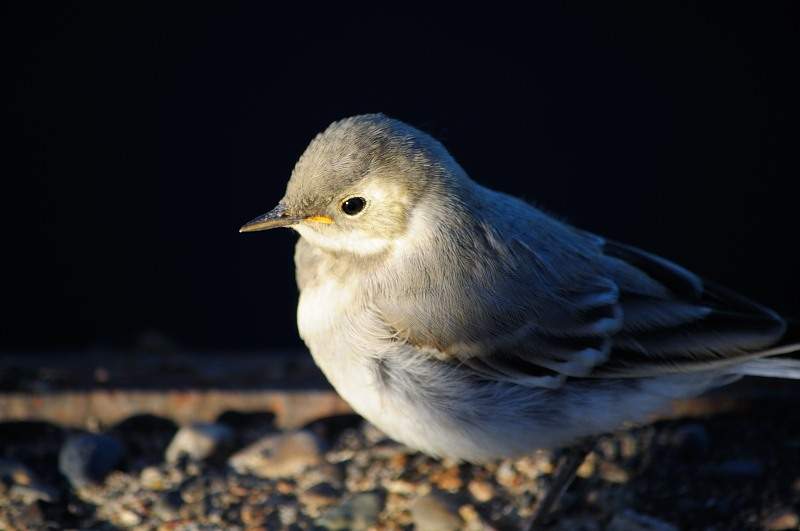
525,439 -> 595,530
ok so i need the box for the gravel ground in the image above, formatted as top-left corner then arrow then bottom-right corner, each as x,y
1,397 -> 799,530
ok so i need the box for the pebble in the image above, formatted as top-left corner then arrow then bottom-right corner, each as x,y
276,479 -> 295,494
764,510 -> 800,530
58,432 -> 124,488
496,460 -> 522,490
241,503 -> 272,527
0,458 -> 35,486
432,465 -> 462,491
165,422 -> 234,463
139,466 -> 167,490
9,484 -> 58,503
228,430 -> 322,478
467,479 -> 494,502
180,477 -> 206,503
153,489 -> 184,521
7,502 -> 45,529
607,510 -> 678,531
410,493 -> 464,531
279,503 -> 299,525
388,452 -> 408,472
516,452 -> 554,477
299,482 -> 341,514
457,504 -> 484,527
297,462 -> 344,490
0,458 -> 59,503
576,452 -> 597,478
316,492 -> 383,530
598,461 -> 630,483
113,506 -> 142,527
384,478 -> 420,494
619,434 -> 638,459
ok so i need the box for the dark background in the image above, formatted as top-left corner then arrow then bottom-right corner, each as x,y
3,3 -> 799,353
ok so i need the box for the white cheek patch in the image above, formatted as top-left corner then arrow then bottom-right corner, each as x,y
294,224 -> 393,256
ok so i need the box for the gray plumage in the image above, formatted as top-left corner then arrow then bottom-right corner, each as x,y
242,114 -> 800,462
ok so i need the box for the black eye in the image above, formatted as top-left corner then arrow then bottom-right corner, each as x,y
341,197 -> 366,216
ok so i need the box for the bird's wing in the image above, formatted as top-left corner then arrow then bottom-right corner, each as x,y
592,237 -> 786,377
376,220 -> 786,387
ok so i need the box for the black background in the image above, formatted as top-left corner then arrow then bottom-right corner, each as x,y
4,3 -> 799,352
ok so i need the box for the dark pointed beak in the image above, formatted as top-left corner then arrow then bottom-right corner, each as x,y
239,204 -> 301,233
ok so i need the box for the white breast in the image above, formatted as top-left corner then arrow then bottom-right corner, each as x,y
296,274 -> 452,454
296,276 -> 386,418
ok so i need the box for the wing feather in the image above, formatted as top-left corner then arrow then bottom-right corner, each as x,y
377,202 -> 787,387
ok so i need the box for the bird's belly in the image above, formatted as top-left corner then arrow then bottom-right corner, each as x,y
296,279 -> 687,462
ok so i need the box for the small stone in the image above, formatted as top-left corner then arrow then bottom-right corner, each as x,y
316,492 -> 383,530
59,432 -> 124,488
410,493 -> 464,531
598,461 -> 629,483
0,459 -> 59,503
516,452 -> 554,477
0,458 -> 35,486
300,482 -> 341,515
385,492 -> 412,522
576,452 -> 597,478
388,452 -> 408,472
276,479 -> 295,494
140,466 -> 167,490
153,489 -> 184,521
597,437 -> 618,460
180,477 -> 206,504
432,465 -> 462,491
297,462 -> 344,490
113,507 -> 142,527
362,423 -> 388,444
467,479 -> 494,502
607,509 -> 678,531
165,422 -> 234,463
352,492 -> 384,528
619,434 -> 638,459
228,430 -> 322,478
241,503 -> 271,527
384,478 -> 419,494
764,510 -> 799,530
458,503 -> 480,523
496,461 -> 522,490
9,484 -> 58,503
12,502 -> 45,529
279,503 -> 298,525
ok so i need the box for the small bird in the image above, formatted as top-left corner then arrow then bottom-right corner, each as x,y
241,114 -> 799,522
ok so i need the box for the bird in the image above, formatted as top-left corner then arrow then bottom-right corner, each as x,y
241,114 -> 800,525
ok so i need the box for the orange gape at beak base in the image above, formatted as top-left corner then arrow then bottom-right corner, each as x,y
305,215 -> 333,224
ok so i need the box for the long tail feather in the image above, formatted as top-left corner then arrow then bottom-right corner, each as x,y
734,353 -> 800,379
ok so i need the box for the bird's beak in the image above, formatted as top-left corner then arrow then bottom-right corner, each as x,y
239,204 -> 301,233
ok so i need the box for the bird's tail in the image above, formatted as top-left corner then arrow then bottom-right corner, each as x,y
734,354 -> 800,379
733,319 -> 800,379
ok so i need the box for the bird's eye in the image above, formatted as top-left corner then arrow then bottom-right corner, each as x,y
341,197 -> 366,216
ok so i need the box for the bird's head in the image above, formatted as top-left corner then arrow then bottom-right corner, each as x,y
240,114 -> 468,256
